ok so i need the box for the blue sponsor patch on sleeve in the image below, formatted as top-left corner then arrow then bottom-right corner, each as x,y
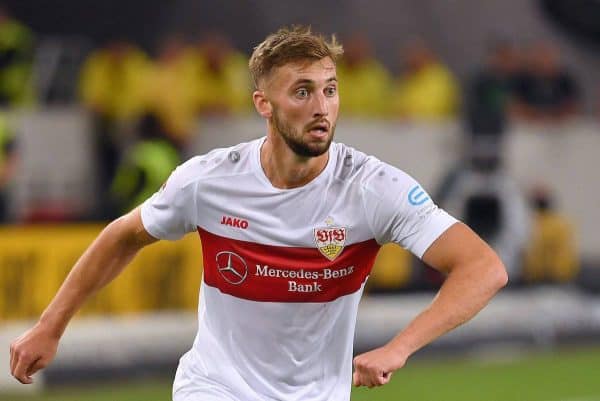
408,185 -> 430,206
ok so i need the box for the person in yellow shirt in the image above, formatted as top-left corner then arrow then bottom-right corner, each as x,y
336,33 -> 392,118
524,186 -> 579,283
0,5 -> 34,106
194,32 -> 251,116
391,40 -> 460,120
79,40 -> 152,215
79,40 -> 151,123
146,35 -> 200,149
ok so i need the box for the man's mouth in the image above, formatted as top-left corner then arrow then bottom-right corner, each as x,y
307,122 -> 330,136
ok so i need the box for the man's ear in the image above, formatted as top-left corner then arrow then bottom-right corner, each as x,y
253,90 -> 273,118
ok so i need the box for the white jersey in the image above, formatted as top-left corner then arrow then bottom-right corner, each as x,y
141,137 -> 457,401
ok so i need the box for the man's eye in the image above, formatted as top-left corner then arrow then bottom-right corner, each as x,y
325,86 -> 337,96
296,88 -> 309,98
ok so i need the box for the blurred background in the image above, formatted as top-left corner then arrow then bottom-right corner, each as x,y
1,0 -> 600,400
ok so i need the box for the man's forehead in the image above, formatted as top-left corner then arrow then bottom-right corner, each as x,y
286,57 -> 336,73
269,57 -> 336,86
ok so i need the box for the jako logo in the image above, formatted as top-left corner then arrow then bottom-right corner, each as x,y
221,215 -> 249,229
408,185 -> 430,206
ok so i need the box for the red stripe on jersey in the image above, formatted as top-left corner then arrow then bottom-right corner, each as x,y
198,227 -> 380,302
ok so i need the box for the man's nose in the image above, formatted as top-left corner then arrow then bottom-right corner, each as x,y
312,92 -> 329,118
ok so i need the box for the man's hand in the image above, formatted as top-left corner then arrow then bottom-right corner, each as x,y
10,323 -> 60,384
8,209 -> 156,385
352,345 -> 407,388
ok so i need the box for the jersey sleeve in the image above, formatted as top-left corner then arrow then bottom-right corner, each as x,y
140,161 -> 198,240
362,161 -> 458,258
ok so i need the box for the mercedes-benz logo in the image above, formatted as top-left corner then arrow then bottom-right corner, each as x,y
215,251 -> 248,285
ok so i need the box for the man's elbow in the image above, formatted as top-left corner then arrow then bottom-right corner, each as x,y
487,255 -> 509,291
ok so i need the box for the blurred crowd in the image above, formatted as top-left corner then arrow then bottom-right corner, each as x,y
78,33 -> 252,219
0,8 -> 589,288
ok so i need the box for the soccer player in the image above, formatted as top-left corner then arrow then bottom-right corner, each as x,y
10,26 -> 508,400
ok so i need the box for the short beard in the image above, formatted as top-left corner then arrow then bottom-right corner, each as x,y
271,106 -> 334,158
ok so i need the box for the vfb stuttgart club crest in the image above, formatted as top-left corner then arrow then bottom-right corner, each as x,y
314,226 -> 347,261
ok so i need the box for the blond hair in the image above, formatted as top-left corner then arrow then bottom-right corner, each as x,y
249,25 -> 343,89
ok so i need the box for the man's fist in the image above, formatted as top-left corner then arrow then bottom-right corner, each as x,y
352,344 -> 407,388
10,324 -> 59,384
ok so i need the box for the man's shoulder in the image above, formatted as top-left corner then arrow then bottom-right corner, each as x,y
331,142 -> 403,179
331,142 -> 416,196
172,139 -> 259,187
330,142 -> 369,181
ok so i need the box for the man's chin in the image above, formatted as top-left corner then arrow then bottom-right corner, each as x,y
306,144 -> 330,157
288,139 -> 331,158
303,138 -> 333,157
308,130 -> 334,155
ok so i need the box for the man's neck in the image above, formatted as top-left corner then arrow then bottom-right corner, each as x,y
260,130 -> 329,190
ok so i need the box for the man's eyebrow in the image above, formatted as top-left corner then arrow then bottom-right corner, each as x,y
291,78 -> 315,86
291,76 -> 338,86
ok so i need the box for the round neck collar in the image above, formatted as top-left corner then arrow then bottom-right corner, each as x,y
252,137 -> 336,192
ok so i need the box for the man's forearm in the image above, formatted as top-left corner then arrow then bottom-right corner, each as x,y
38,216 -> 146,337
352,224 -> 507,387
387,255 -> 507,360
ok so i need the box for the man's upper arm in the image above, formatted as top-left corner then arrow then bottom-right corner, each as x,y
421,222 -> 500,274
118,207 -> 160,248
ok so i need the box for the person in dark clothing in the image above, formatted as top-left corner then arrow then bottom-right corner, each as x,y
511,41 -> 579,122
0,113 -> 16,222
108,113 -> 180,219
466,40 -> 521,138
